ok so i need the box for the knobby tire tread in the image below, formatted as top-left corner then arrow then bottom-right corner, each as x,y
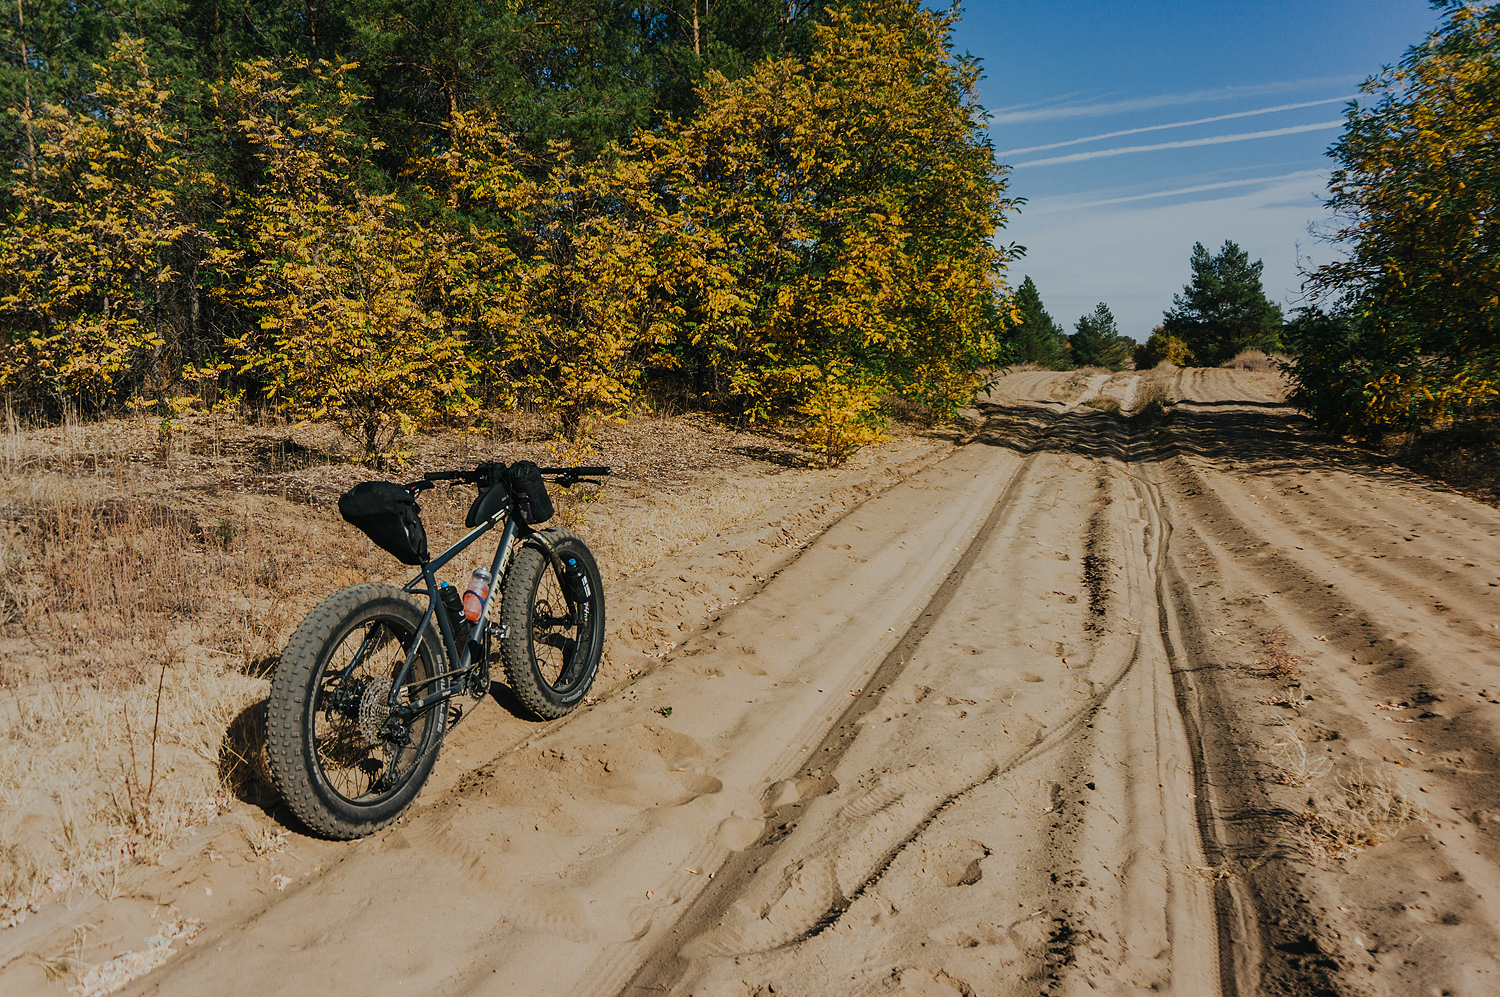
499,529 -> 605,721
266,583 -> 444,839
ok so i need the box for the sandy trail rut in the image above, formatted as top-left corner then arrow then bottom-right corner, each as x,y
11,368 -> 1500,996
626,451 -> 1222,996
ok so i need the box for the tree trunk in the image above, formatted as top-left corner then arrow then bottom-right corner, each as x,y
14,0 -> 37,191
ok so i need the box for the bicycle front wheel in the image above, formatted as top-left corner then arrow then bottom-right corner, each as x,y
499,529 -> 605,720
267,583 -> 447,839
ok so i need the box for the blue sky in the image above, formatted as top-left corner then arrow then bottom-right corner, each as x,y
951,1 -> 1440,341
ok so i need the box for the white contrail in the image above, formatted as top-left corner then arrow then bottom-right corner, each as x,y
989,76 -> 1358,125
1024,169 -> 1329,214
987,91 -> 1090,116
1009,121 -> 1345,167
996,98 -> 1353,157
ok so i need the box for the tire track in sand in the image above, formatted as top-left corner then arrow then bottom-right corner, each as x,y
110,442 -> 1025,997
615,455 -> 1041,994
622,399 -> 1229,997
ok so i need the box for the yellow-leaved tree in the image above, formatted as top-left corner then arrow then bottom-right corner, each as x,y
1294,0 -> 1500,431
216,59 -> 479,463
417,1 -> 1018,457
635,0 -> 1020,453
412,113 -> 680,440
0,36 -> 211,412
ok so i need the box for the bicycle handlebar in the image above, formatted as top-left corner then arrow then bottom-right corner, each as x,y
537,466 -> 611,478
418,464 -> 613,487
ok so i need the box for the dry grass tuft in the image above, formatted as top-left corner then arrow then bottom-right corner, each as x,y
1259,627 -> 1301,679
247,825 -> 287,857
1266,686 -> 1309,709
1082,395 -> 1121,415
1295,766 -> 1426,864
1269,724 -> 1332,787
1222,350 -> 1282,372
1128,381 -> 1170,427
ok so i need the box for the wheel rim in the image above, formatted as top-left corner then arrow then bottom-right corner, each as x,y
311,616 -> 438,807
530,562 -> 594,695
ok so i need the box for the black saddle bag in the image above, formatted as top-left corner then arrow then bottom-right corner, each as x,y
508,461 -> 554,525
338,481 -> 429,565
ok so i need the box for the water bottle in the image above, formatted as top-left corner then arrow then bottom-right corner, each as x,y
462,568 -> 492,622
438,581 -> 470,642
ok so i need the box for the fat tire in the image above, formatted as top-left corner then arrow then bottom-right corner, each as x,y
266,583 -> 447,839
499,529 -> 605,720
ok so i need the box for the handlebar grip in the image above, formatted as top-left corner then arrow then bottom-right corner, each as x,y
423,470 -> 469,481
539,466 -> 612,477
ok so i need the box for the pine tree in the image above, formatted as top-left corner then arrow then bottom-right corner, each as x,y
1069,303 -> 1132,372
1161,240 -> 1283,367
1007,276 -> 1070,369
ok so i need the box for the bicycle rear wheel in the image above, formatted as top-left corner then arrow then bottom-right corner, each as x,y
267,583 -> 447,839
499,529 -> 605,720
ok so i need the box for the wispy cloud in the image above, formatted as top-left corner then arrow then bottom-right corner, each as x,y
986,91 -> 1091,116
1009,121 -> 1345,167
996,99 -> 1353,158
1003,174 -> 1331,336
989,76 -> 1358,125
1024,169 -> 1328,214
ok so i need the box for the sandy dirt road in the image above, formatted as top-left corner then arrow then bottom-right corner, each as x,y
6,368 -> 1500,997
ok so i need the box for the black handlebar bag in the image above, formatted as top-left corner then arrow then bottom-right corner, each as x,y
338,481 -> 429,565
508,461 -> 554,525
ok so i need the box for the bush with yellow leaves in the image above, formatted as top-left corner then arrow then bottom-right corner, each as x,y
215,59 -> 480,465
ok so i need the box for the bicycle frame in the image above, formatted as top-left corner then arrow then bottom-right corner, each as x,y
370,507 -> 521,719
329,463 -> 609,726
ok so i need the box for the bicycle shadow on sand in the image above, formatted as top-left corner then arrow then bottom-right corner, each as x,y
217,676 -> 537,824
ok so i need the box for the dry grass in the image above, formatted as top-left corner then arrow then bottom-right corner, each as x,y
1222,350 -> 1283,372
1383,413 -> 1500,508
1295,766 -> 1426,864
1072,377 -> 1171,429
1128,380 -> 1170,425
0,408 -> 391,928
1269,723 -> 1332,787
1258,627 -> 1301,679
1266,686 -> 1309,709
0,411 -> 442,923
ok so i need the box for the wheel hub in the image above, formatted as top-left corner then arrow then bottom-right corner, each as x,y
533,598 -> 572,629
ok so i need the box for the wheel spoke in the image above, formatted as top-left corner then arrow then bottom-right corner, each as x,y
311,616 -> 438,805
